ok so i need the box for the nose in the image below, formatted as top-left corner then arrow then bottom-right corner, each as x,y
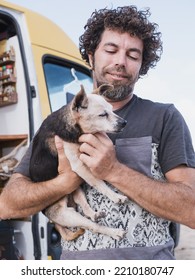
115,51 -> 127,68
116,118 -> 127,132
118,119 -> 127,128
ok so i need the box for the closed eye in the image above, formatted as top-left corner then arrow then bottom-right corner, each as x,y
105,50 -> 116,54
99,112 -> 108,117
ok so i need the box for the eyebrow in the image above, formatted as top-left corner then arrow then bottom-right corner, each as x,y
104,42 -> 142,55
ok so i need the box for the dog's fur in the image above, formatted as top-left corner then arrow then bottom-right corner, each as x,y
30,84 -> 127,241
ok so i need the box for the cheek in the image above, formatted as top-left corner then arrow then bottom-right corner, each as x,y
127,61 -> 142,76
94,51 -> 110,71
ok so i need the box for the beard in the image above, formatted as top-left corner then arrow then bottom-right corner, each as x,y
97,83 -> 134,102
94,63 -> 138,102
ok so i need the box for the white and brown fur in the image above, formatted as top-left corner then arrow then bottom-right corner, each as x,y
30,84 -> 127,241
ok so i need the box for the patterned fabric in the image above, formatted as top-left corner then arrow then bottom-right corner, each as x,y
61,143 -> 171,251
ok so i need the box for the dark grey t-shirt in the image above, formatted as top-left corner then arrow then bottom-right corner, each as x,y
15,95 -> 195,260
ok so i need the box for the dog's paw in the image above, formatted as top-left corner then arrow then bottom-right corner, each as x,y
111,229 -> 127,241
112,194 -> 128,204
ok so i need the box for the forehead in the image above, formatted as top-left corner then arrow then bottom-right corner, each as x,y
98,29 -> 143,51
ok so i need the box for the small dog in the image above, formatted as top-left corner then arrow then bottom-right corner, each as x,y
30,84 -> 127,241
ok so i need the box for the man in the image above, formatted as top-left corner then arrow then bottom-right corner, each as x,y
0,6 -> 195,260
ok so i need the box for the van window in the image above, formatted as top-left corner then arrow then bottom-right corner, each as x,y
44,61 -> 93,112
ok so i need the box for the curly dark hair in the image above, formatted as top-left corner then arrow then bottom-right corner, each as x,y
79,6 -> 163,76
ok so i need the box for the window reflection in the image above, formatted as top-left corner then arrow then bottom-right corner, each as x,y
44,62 -> 92,112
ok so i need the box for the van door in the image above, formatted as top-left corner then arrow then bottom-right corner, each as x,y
0,7 -> 93,260
0,9 -> 35,260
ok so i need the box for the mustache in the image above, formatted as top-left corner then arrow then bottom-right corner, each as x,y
105,66 -> 132,79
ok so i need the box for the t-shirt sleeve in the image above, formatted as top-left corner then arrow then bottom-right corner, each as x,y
14,141 -> 32,177
159,104 -> 195,174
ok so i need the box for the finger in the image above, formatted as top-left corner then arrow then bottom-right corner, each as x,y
79,132 -> 110,148
54,136 -> 67,173
79,152 -> 93,167
54,135 -> 64,151
55,135 -> 66,160
80,142 -> 98,158
94,132 -> 111,145
79,134 -> 97,147
79,134 -> 101,157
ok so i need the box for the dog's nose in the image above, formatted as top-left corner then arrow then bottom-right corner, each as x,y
117,118 -> 127,131
122,119 -> 127,127
118,119 -> 127,128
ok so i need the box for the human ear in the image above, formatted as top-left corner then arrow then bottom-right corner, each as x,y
88,53 -> 94,70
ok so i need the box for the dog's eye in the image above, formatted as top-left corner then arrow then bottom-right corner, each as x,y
99,112 -> 108,118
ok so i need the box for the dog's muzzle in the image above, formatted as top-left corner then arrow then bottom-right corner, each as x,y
115,118 -> 127,132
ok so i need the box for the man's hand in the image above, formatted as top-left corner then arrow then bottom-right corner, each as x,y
55,135 -> 82,193
79,132 -> 118,181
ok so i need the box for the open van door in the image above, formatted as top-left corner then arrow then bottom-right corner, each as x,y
0,0 -> 92,259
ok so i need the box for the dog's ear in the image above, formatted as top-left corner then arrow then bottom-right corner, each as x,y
93,84 -> 114,96
71,84 -> 88,112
